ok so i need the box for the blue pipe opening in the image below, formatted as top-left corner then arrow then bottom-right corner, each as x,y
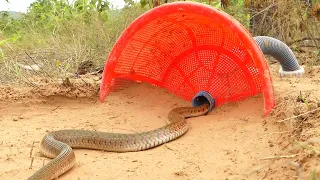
191,91 -> 215,112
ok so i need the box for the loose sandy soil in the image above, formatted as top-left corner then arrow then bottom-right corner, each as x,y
0,63 -> 319,180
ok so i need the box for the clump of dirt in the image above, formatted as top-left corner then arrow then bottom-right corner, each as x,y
270,89 -> 320,141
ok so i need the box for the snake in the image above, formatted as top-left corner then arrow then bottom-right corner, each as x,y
27,102 -> 210,180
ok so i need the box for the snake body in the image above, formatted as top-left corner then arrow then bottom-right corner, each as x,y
28,103 -> 210,180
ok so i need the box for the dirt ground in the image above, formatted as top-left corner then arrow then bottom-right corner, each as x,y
0,62 -> 320,180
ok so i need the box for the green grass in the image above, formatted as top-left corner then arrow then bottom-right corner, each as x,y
0,2 -> 149,84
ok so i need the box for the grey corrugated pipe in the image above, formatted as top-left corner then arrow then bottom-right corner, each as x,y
254,36 -> 304,78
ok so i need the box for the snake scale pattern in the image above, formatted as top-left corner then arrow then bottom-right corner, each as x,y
28,103 -> 210,180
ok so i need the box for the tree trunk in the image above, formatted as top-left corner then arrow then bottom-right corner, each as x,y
249,0 -> 254,31
152,0 -> 160,8
221,0 -> 229,9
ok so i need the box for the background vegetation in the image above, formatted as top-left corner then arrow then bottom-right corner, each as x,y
0,0 -> 320,85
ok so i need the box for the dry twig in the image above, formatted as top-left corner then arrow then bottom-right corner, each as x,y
260,154 -> 298,160
30,141 -> 36,158
277,107 -> 320,123
29,157 -> 34,169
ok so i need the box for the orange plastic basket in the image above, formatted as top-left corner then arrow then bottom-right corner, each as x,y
100,2 -> 275,116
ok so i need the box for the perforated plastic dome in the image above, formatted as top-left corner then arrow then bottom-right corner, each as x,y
100,2 -> 275,116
